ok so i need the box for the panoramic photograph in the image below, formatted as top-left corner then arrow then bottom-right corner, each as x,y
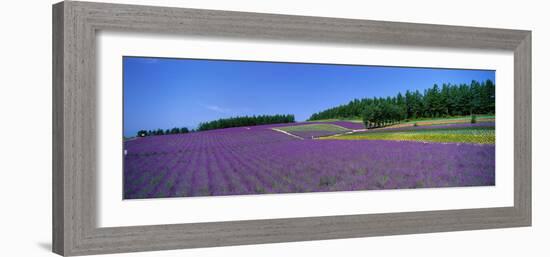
123,57 -> 496,200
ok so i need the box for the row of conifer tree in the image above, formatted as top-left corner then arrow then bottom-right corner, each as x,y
309,80 -> 495,128
197,114 -> 295,131
136,127 -> 190,137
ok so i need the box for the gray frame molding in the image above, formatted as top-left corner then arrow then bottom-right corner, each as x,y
52,1 -> 531,256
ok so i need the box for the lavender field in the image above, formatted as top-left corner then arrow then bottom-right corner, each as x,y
123,121 -> 495,199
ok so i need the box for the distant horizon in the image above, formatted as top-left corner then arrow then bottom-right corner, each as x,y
123,57 -> 495,137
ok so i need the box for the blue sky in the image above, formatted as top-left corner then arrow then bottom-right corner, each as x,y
123,57 -> 495,137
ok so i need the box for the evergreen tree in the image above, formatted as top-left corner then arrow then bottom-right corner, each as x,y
309,80 -> 495,122
198,114 -> 295,131
136,130 -> 148,137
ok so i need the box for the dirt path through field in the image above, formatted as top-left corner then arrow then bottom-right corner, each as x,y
272,128 -> 368,139
271,128 -> 305,140
317,129 -> 368,138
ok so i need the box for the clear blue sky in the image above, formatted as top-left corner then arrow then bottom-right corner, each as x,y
123,57 -> 495,137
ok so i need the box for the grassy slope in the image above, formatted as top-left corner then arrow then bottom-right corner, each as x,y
402,115 -> 495,124
276,123 -> 350,132
374,115 -> 495,130
306,118 -> 363,123
321,127 -> 495,144
308,115 -> 495,126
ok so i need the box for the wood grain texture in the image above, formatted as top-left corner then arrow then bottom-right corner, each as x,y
514,32 -> 532,224
52,1 -> 532,256
52,2 -> 65,255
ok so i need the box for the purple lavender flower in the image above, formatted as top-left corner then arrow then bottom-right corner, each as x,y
124,123 -> 494,199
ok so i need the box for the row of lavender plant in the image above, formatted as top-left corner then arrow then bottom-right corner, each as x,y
364,122 -> 495,133
124,123 -> 495,199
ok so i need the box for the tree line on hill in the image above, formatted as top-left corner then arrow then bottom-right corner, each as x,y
308,80 -> 495,128
136,127 -> 190,137
197,114 -> 295,131
136,114 -> 295,137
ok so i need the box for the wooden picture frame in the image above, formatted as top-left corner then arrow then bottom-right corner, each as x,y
52,1 -> 531,256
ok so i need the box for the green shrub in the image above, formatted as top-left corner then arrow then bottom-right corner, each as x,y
471,115 -> 477,124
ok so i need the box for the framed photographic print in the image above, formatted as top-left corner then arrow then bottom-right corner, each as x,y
52,1 -> 531,256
